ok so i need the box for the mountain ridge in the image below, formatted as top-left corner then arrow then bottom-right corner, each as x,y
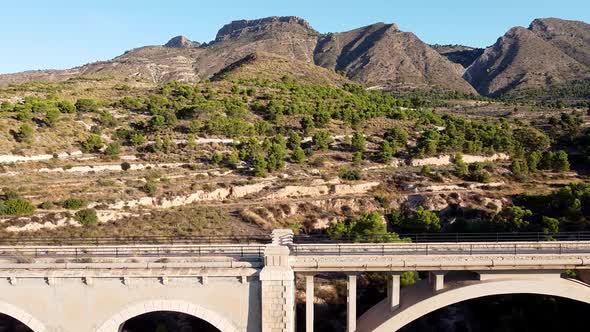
1,16 -> 589,97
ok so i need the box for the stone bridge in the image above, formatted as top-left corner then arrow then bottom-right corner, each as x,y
1,230 -> 590,332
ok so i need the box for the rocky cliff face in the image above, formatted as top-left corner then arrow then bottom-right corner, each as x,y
214,16 -> 317,42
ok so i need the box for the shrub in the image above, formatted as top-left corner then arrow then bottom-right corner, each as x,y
291,146 -> 305,164
129,133 -> 146,146
0,198 -> 36,216
552,150 -> 570,172
62,198 -> 88,210
380,141 -> 394,163
104,142 -> 121,156
98,111 -> 117,127
81,134 -> 103,153
389,207 -> 441,233
351,132 -> 366,152
312,130 -> 332,150
211,152 -> 223,165
44,108 -> 60,127
339,168 -> 362,181
453,154 -> 468,177
141,181 -> 157,196
75,99 -> 99,112
39,201 -> 55,210
15,123 -> 34,143
75,209 -> 98,226
121,162 -> 131,171
57,100 -> 76,113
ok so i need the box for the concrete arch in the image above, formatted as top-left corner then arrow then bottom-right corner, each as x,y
95,299 -> 239,332
358,278 -> 590,332
0,300 -> 46,332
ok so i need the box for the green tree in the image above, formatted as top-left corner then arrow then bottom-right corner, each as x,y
287,130 -> 302,150
527,151 -> 542,172
74,209 -> 98,226
265,135 -> 287,172
552,150 -> 570,172
75,98 -> 99,112
224,150 -> 240,169
148,115 -> 167,132
390,207 -> 441,233
129,133 -> 146,147
493,206 -> 532,231
291,146 -> 305,164
57,100 -> 76,113
453,154 -> 468,177
252,154 -> 268,177
385,126 -> 408,146
44,108 -> 60,127
380,141 -> 394,163
351,132 -> 366,153
81,134 -> 104,153
327,212 -> 403,243
541,216 -> 559,234
105,142 -> 121,156
300,116 -> 315,135
211,152 -> 223,165
15,123 -> 34,143
312,130 -> 332,150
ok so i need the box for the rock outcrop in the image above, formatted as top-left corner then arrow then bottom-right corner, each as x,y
165,36 -> 200,48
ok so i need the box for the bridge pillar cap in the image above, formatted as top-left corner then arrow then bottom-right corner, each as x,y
271,229 -> 294,246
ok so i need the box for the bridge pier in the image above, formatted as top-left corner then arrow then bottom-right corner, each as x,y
305,275 -> 315,332
347,274 -> 357,332
386,273 -> 401,311
429,271 -> 446,292
260,230 -> 296,332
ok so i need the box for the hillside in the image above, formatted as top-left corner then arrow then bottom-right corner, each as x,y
465,26 -> 589,96
529,18 -> 590,67
314,23 -> 476,93
211,52 -> 349,86
1,16 -> 589,98
0,16 -> 477,95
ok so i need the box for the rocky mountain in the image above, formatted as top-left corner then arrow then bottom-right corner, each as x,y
314,23 -> 476,93
164,36 -> 200,48
465,18 -> 590,96
431,44 -> 484,68
1,16 -> 589,97
0,16 -> 476,94
529,18 -> 590,67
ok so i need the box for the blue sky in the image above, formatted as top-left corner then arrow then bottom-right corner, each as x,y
1,0 -> 588,74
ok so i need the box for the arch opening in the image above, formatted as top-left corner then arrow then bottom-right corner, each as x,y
0,313 -> 33,332
96,300 -> 239,332
400,294 -> 590,332
357,278 -> 590,332
120,311 -> 221,332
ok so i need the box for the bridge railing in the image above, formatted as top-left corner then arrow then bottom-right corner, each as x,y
0,244 -> 267,259
293,231 -> 590,244
0,234 -> 272,246
291,241 -> 590,256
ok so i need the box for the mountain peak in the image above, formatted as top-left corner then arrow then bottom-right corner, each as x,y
165,36 -> 200,48
215,16 -> 317,42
